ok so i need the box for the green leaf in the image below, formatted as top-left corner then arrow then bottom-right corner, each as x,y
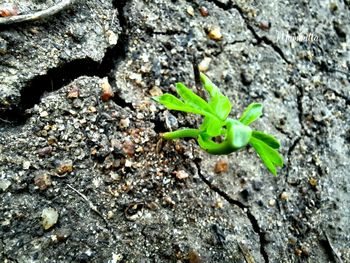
198,132 -> 232,155
163,128 -> 200,140
175,83 -> 214,115
249,136 -> 283,176
252,131 -> 280,149
200,116 -> 223,137
229,121 -> 252,149
200,73 -> 232,120
239,103 -> 263,125
152,94 -> 204,115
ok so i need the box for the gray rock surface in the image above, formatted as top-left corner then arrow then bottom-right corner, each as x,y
0,0 -> 120,113
0,0 -> 349,262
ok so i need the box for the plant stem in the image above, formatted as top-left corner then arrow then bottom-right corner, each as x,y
163,129 -> 200,140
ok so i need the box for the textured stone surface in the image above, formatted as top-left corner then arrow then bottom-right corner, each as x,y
0,0 -> 349,262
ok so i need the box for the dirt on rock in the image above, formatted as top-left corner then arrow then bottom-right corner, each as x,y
0,0 -> 349,262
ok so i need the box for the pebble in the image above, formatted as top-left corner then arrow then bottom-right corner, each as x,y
208,26 -> 223,41
0,3 -> 18,17
23,160 -> 31,170
149,86 -> 163,96
119,118 -> 130,129
268,199 -> 276,207
259,21 -> 271,31
308,178 -> 317,187
67,86 -> 80,99
40,111 -> 49,118
107,210 -> 114,219
214,160 -> 228,173
100,79 -> 114,102
187,6 -> 195,16
199,6 -> 209,17
0,179 -> 11,191
198,57 -> 212,72
106,30 -> 118,45
175,170 -> 189,180
280,192 -> 289,201
37,146 -> 53,157
34,173 -> 52,190
122,141 -> 134,157
56,159 -> 73,175
41,207 -> 59,230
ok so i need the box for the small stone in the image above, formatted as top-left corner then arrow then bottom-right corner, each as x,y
199,6 -> 209,17
259,21 -> 271,31
107,210 -> 114,219
198,57 -> 212,72
186,6 -> 195,16
34,173 -> 52,190
0,179 -> 11,191
268,199 -> 276,207
208,26 -> 223,41
106,30 -> 118,45
119,118 -> 130,129
23,160 -> 31,170
280,191 -> 289,201
56,160 -> 73,175
0,3 -> 18,17
174,170 -> 189,180
67,86 -> 80,99
40,111 -> 49,118
149,86 -> 163,96
122,141 -> 134,157
88,106 -> 97,113
41,207 -> 59,230
214,160 -> 228,173
309,178 -> 317,187
100,78 -> 114,102
37,146 -> 53,157
164,196 -> 175,205
294,248 -> 302,257
124,159 -> 133,168
215,199 -> 223,209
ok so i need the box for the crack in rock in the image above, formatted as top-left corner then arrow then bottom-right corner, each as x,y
206,0 -> 291,64
194,159 -> 270,263
0,0 -> 131,125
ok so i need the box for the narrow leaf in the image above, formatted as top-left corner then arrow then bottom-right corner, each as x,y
153,94 -> 204,115
239,103 -> 263,125
200,73 -> 232,120
252,131 -> 280,149
249,136 -> 283,176
175,83 -> 213,114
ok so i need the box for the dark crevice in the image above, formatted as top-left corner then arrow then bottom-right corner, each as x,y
194,159 -> 270,263
296,84 -> 305,132
0,0 -> 130,126
145,26 -> 187,36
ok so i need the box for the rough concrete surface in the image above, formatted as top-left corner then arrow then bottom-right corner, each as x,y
0,0 -> 349,262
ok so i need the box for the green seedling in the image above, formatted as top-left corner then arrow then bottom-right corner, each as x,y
153,73 -> 283,175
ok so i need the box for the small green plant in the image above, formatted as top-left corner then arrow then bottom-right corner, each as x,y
153,73 -> 283,175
